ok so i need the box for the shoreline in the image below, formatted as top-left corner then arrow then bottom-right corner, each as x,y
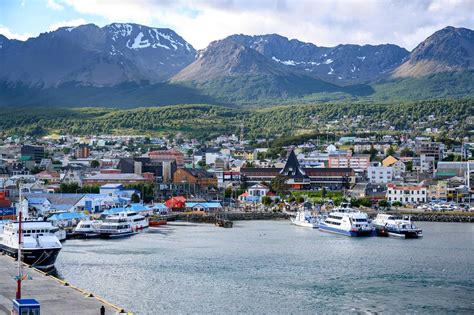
174,211 -> 473,223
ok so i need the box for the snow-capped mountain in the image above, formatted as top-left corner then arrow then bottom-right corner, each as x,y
0,23 -> 196,87
227,34 -> 409,84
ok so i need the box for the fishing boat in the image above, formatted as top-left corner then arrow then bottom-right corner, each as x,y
319,203 -> 375,237
372,214 -> 423,238
149,219 -> 167,227
98,213 -> 137,239
290,210 -> 319,228
0,220 -> 62,269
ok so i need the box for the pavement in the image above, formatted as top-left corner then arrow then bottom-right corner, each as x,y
0,254 -> 128,315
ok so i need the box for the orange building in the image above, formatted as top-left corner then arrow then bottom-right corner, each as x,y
149,148 -> 184,167
173,168 -> 217,187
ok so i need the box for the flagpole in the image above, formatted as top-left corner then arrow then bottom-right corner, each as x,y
16,182 -> 23,300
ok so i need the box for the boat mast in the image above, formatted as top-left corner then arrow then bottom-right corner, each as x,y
16,181 -> 23,300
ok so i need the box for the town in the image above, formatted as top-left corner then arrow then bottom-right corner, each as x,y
0,130 -> 472,220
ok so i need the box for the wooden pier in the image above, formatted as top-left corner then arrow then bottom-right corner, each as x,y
0,254 -> 130,314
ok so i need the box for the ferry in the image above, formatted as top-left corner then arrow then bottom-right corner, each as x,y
372,214 -> 423,238
0,220 -> 62,269
319,203 -> 375,237
290,210 -> 319,228
98,213 -> 137,239
124,211 -> 149,230
71,220 -> 103,238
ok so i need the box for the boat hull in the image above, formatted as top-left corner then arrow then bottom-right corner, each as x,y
149,220 -> 167,227
374,226 -> 423,239
319,224 -> 375,237
99,231 -> 137,239
290,218 -> 318,228
0,245 -> 61,270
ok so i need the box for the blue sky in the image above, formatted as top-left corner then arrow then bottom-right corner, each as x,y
1,0 -> 473,50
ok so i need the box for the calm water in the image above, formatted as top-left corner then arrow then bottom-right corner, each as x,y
55,221 -> 474,314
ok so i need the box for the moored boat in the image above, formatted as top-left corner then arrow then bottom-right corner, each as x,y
71,220 -> 103,239
319,203 -> 375,237
290,210 -> 319,228
98,213 -> 137,239
372,214 -> 423,238
0,220 -> 62,269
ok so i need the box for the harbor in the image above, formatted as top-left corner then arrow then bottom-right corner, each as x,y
53,220 -> 473,314
0,254 -> 129,314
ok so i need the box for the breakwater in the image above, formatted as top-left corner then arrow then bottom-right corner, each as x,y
175,211 -> 289,223
398,214 -> 473,223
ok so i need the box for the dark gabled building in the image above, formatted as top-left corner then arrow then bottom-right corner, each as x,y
21,145 -> 45,163
240,151 -> 355,190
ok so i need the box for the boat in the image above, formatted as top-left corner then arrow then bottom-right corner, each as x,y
125,211 -> 149,230
372,214 -> 423,238
71,220 -> 103,238
98,213 -> 137,239
319,203 -> 375,237
0,220 -> 62,269
149,219 -> 167,227
290,210 -> 319,228
52,226 -> 67,242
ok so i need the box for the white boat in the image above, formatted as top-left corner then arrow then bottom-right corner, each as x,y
319,203 -> 375,237
290,210 -> 319,228
0,220 -> 62,269
52,226 -> 67,242
124,211 -> 149,230
372,214 -> 423,238
72,220 -> 103,238
98,213 -> 137,239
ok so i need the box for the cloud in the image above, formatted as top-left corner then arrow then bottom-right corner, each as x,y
59,0 -> 474,50
48,18 -> 87,32
47,0 -> 64,11
0,25 -> 33,41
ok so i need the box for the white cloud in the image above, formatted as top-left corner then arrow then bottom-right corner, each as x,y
47,0 -> 64,11
48,18 -> 87,32
0,25 -> 33,41
59,0 -> 474,50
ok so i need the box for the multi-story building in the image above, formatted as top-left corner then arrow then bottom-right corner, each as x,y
21,145 -> 45,163
118,158 -> 176,183
382,156 -> 406,179
148,148 -> 184,167
367,165 -> 393,184
328,152 -> 370,171
173,168 -> 217,188
415,140 -> 444,161
386,183 -> 427,204
75,144 -> 90,158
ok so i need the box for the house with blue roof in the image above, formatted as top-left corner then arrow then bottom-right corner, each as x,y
185,202 -> 222,212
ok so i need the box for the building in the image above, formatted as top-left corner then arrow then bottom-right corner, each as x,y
118,158 -> 176,183
21,145 -> 45,163
328,152 -> 370,171
173,168 -> 217,188
415,141 -> 444,161
386,183 -> 427,204
74,144 -> 90,158
353,141 -> 392,154
233,148 -> 256,161
241,150 -> 355,191
238,184 -> 275,203
382,156 -> 406,179
367,165 -> 393,184
83,173 -> 153,185
148,148 -> 184,167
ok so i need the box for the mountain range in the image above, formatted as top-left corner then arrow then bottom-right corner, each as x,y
0,24 -> 473,107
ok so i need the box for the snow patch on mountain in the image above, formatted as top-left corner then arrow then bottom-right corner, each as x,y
128,32 -> 151,49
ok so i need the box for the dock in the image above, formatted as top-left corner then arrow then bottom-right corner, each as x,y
0,254 -> 130,314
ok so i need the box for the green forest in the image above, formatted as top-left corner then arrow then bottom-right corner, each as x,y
0,99 -> 472,140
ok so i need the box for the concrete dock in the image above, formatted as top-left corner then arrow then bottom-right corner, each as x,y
0,254 -> 129,315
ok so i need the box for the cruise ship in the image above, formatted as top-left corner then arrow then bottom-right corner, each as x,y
0,220 -> 62,269
319,203 -> 375,237
372,214 -> 423,238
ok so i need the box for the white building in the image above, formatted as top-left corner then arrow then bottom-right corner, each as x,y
386,183 -> 427,204
367,165 -> 393,184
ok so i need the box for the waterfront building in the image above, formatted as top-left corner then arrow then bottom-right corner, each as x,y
386,183 -> 427,204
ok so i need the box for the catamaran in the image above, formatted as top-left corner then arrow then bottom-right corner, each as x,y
319,203 -> 375,237
372,214 -> 423,238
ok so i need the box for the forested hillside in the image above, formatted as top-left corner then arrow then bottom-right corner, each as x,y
0,100 -> 471,139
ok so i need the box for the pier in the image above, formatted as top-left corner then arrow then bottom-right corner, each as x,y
0,255 -> 129,314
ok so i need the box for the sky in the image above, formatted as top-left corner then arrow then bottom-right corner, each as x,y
1,0 -> 473,50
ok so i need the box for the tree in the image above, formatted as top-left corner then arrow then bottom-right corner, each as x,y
400,147 -> 414,157
131,193 -> 140,203
288,196 -> 296,203
392,201 -> 403,207
261,196 -> 272,206
297,196 -> 305,204
386,146 -> 396,157
270,175 -> 289,194
378,200 -> 390,208
90,160 -> 100,168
